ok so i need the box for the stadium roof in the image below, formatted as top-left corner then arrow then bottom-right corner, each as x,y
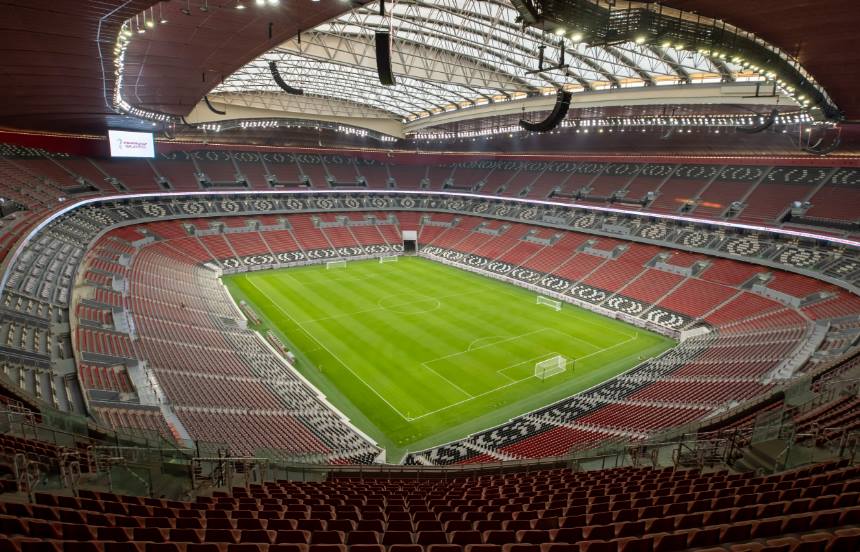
0,0 -> 857,136
212,0 -> 742,121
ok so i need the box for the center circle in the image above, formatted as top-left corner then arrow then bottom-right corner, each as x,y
378,295 -> 442,315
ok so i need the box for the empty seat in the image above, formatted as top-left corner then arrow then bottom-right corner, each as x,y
502,545 -> 541,552
240,530 -> 275,544
350,546 -> 384,552
483,531 -> 516,546
345,532 -> 378,546
310,532 -> 344,545
270,545 -> 309,552
451,531 -> 483,546
430,546 -> 464,552
417,531 -> 449,546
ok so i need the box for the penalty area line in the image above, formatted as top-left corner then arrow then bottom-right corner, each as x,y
244,278 -> 415,422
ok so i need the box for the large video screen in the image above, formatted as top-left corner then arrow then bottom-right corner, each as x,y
108,130 -> 155,158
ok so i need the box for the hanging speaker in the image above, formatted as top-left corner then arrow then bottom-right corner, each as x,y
269,61 -> 304,95
736,108 -> 778,134
519,90 -> 572,132
203,95 -> 226,115
375,31 -> 396,86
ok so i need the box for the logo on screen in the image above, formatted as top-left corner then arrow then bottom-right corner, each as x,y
109,130 -> 154,157
116,137 -> 149,151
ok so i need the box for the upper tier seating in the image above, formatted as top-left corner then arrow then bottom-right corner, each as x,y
804,168 -> 860,224
736,167 -> 831,223
4,146 -> 860,232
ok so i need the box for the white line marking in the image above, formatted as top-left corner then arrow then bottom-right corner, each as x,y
409,334 -> 640,421
245,278 -> 414,421
420,363 -> 474,400
496,352 -> 562,381
541,302 -> 636,341
548,326 -> 605,353
467,336 -> 506,351
290,271 -> 397,286
424,329 -> 546,363
245,268 -> 646,423
574,334 -> 639,363
299,287 -> 495,324
407,376 -> 532,421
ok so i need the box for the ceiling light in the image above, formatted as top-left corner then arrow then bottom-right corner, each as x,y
554,28 -> 565,36
255,0 -> 265,4
235,0 -> 245,7
159,4 -> 168,23
634,35 -> 646,44
662,41 -> 671,48
570,32 -> 583,42
268,0 -> 280,4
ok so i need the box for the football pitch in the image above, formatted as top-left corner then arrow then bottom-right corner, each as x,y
223,256 -> 675,461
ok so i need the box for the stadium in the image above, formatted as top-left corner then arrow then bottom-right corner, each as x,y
0,0 -> 859,550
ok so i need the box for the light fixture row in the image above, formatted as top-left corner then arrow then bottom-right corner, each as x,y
197,119 -> 394,141
410,113 -> 816,141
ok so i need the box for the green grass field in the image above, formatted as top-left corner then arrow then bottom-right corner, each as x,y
223,256 -> 675,461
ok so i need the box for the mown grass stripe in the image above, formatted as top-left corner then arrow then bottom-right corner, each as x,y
223,256 -> 675,461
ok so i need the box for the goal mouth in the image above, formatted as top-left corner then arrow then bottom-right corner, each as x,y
326,260 -> 348,269
535,354 -> 567,380
379,255 -> 399,263
536,295 -> 562,311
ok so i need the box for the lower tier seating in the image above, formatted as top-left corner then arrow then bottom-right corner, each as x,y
1,461 -> 857,552
68,211 -> 860,465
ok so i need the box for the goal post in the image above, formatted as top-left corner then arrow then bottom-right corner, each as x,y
536,295 -> 562,311
379,255 -> 399,263
535,355 -> 567,380
326,260 -> 347,269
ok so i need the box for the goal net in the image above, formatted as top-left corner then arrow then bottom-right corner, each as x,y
535,355 -> 567,380
326,260 -> 347,269
379,255 -> 399,263
536,295 -> 561,311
